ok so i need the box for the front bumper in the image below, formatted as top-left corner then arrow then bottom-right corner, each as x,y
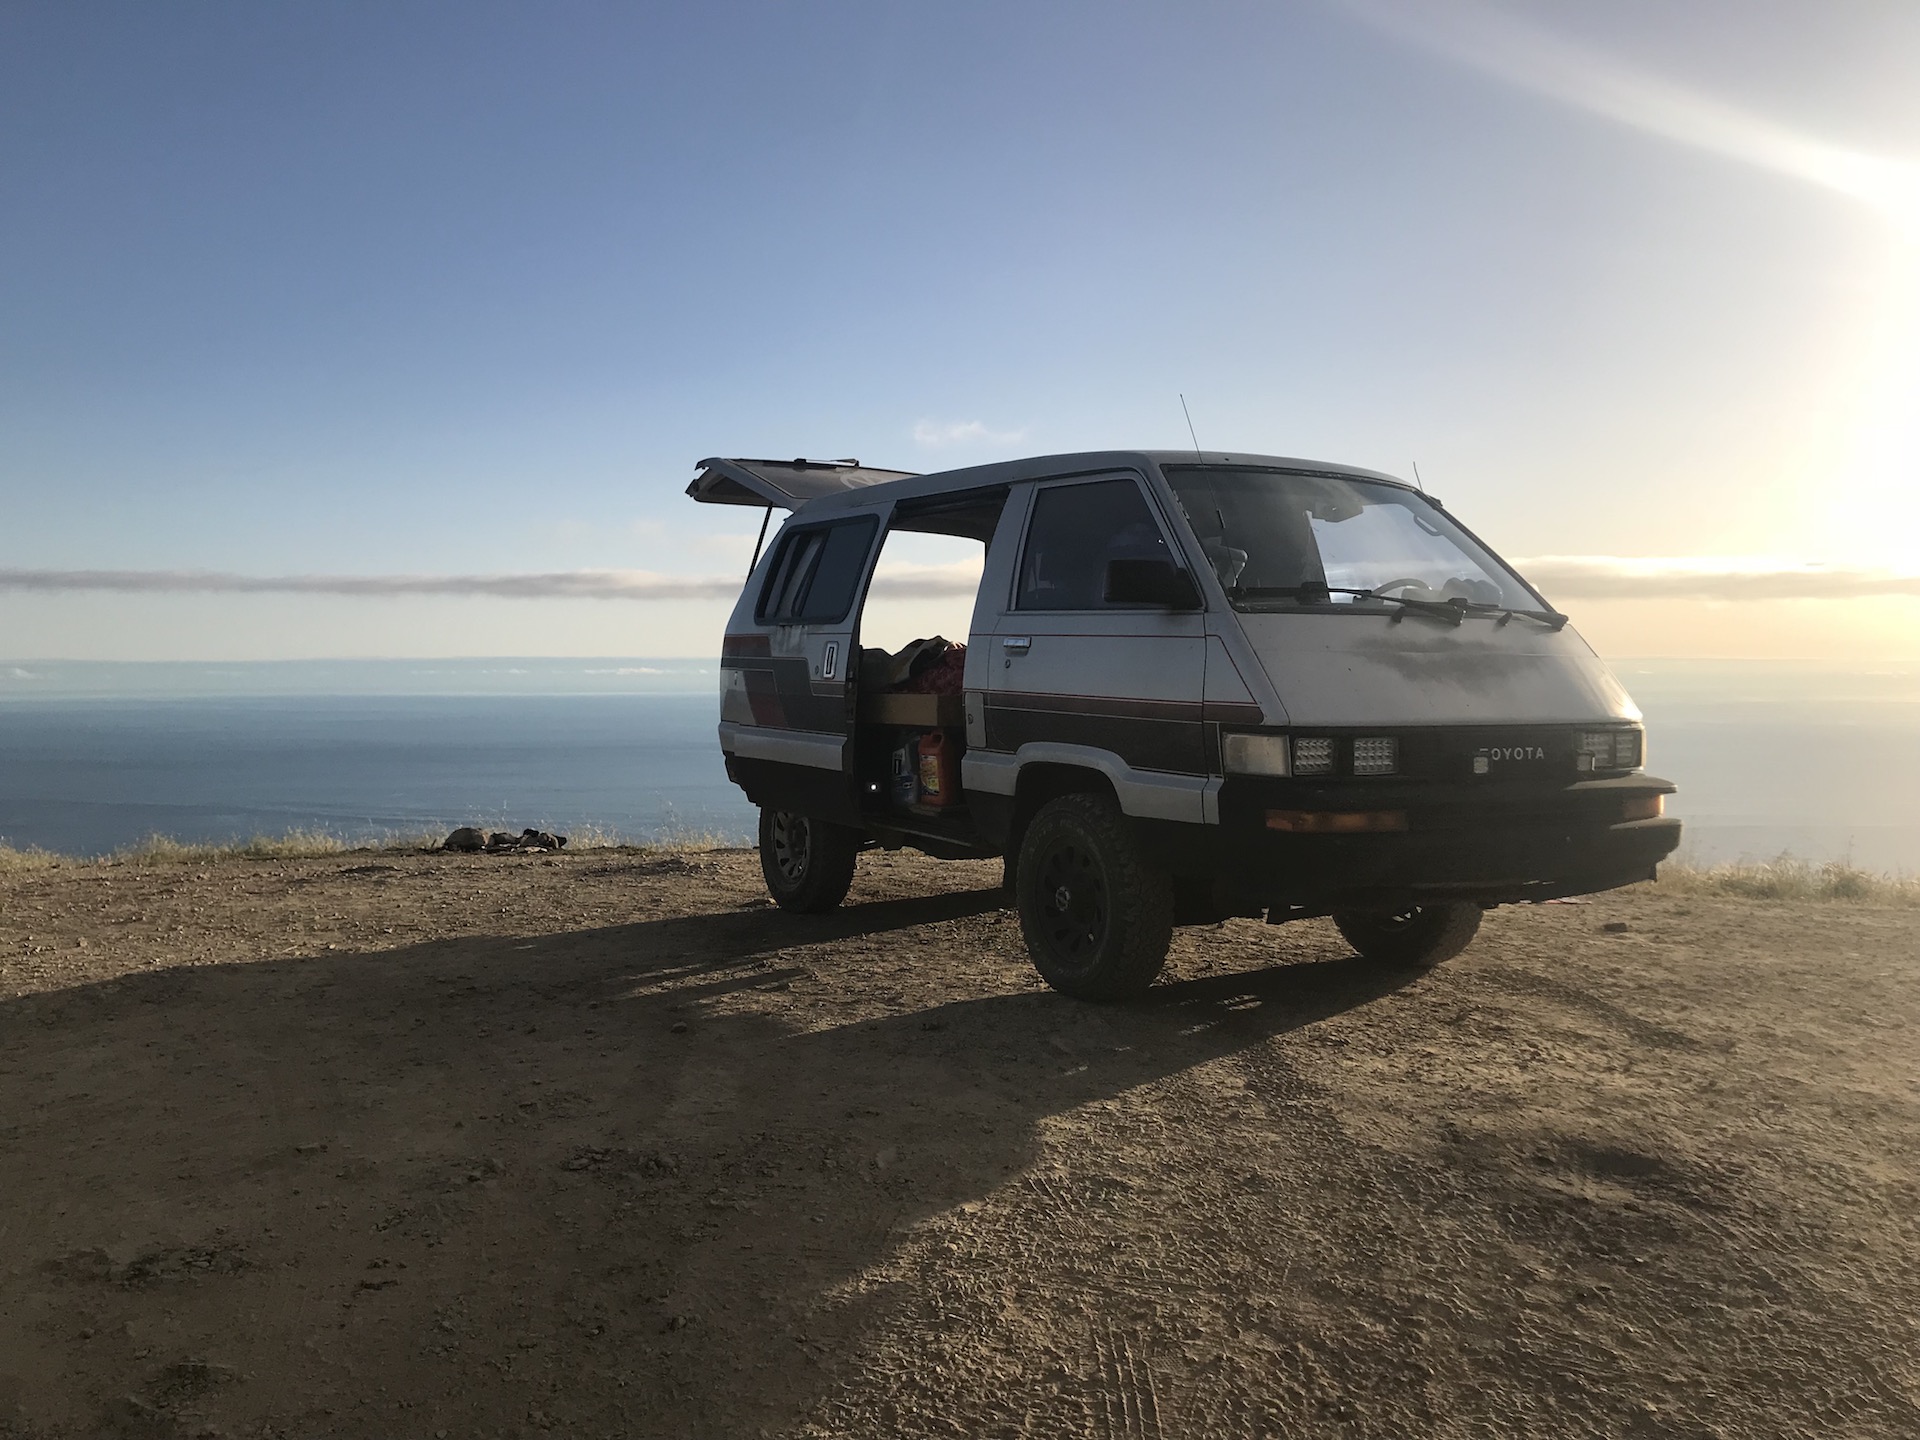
1145,772 -> 1682,908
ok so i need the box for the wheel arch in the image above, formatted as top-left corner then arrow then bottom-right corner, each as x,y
1006,762 -> 1118,867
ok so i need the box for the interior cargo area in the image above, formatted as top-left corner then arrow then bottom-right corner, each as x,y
844,487 -> 1007,845
854,638 -> 969,830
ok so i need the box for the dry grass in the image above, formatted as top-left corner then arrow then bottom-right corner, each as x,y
31,836 -> 1903,904
3,826 -> 747,869
112,830 -> 445,864
1656,856 -> 1920,907
562,822 -> 744,852
0,843 -> 59,872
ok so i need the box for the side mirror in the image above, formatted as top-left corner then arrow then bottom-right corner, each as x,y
1104,557 -> 1203,610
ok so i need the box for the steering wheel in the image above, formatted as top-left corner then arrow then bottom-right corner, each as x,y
1367,577 -> 1431,597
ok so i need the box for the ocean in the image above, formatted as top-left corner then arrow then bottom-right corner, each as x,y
2,657 -> 1917,872
0,661 -> 751,856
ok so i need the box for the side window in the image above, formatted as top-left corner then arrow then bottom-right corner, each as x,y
1015,479 -> 1173,611
757,516 -> 878,623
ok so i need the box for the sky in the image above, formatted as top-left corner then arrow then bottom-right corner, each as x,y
3,0 -> 1918,661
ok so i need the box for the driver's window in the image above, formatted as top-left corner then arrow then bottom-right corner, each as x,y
1015,479 -> 1171,611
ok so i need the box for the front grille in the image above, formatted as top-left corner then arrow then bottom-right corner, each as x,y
1222,726 -> 1640,784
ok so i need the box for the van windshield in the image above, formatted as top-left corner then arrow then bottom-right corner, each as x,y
1160,466 -> 1540,613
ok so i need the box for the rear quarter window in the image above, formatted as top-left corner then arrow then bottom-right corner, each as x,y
756,516 -> 879,623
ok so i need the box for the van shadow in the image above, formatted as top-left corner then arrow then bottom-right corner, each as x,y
0,886 -> 1414,1439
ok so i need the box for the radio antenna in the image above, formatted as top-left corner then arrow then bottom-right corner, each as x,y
1411,460 -> 1428,495
1179,394 -> 1202,458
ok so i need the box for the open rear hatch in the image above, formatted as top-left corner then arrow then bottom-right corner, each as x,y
687,457 -> 918,510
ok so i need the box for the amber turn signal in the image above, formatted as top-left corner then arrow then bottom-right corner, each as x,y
1621,794 -> 1665,821
1265,809 -> 1408,834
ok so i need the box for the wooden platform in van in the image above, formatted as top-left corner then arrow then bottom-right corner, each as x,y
859,692 -> 965,728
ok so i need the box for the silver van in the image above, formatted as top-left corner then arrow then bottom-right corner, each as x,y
691,450 -> 1680,999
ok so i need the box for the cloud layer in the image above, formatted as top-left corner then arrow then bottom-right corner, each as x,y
0,560 -> 987,602
1516,556 -> 1920,601
4,557 -> 1915,604
0,568 -> 744,601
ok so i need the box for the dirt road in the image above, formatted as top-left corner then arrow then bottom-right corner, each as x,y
2,848 -> 1916,1438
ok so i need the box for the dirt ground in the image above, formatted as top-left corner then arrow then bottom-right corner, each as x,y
1,848 -> 1916,1439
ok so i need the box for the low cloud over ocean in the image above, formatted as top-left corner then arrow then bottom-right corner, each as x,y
4,557 -> 1917,604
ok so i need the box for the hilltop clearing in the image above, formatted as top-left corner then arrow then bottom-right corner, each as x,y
2,849 -> 1916,1438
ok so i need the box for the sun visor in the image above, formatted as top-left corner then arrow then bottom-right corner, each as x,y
685,457 -> 918,509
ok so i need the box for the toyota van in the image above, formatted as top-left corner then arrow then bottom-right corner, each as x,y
690,451 -> 1680,1000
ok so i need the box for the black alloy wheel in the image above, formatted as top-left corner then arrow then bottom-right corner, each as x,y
1015,794 -> 1173,1001
1035,834 -> 1105,959
1332,901 -> 1482,969
757,807 -> 859,914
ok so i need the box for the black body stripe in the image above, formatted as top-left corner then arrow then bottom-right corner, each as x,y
991,690 -> 1203,723
985,703 -> 1204,775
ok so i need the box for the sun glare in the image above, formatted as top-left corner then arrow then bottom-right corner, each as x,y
1806,237 -> 1920,570
1345,0 -> 1920,576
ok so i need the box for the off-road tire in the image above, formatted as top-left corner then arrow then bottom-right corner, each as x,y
1015,794 -> 1174,1001
758,808 -> 859,914
1333,902 -> 1482,969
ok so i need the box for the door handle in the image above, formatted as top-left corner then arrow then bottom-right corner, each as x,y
1001,636 -> 1031,655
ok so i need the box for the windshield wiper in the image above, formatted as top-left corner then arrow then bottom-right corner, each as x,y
1368,592 -> 1468,624
1228,582 -> 1465,624
1453,600 -> 1570,631
1229,583 -> 1372,602
1228,582 -> 1569,630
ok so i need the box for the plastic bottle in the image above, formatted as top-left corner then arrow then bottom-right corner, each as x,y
917,731 -> 958,808
892,741 -> 919,807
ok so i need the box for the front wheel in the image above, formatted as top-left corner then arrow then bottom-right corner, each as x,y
1332,902 -> 1482,969
1015,794 -> 1174,1001
758,808 -> 859,913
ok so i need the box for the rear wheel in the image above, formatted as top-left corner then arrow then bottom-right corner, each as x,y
1332,902 -> 1481,969
1015,794 -> 1173,1000
758,808 -> 859,914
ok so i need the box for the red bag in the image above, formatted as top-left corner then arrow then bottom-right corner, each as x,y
902,643 -> 966,696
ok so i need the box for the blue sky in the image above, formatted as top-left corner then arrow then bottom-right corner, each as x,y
3,1 -> 1918,659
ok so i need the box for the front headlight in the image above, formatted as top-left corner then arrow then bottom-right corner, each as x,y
1289,737 -> 1336,775
1222,732 -> 1292,777
1616,728 -> 1645,770
1352,737 -> 1399,776
1580,727 -> 1644,772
